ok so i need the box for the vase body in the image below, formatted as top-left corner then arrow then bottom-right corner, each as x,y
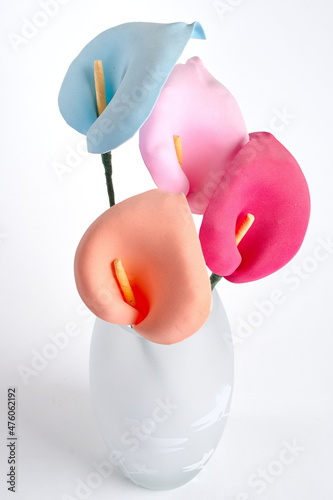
89,290 -> 234,490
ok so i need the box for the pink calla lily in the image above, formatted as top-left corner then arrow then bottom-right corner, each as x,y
139,57 -> 249,214
74,189 -> 212,344
199,132 -> 311,283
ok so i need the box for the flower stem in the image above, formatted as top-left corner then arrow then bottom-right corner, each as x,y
210,272 -> 222,290
101,151 -> 115,207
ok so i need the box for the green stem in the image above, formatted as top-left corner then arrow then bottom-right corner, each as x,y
101,151 -> 115,207
210,272 -> 223,290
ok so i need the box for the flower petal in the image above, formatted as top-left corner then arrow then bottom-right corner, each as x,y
74,189 -> 212,344
139,57 -> 248,214
58,22 -> 205,154
199,132 -> 311,282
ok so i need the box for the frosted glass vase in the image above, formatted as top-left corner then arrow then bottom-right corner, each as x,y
89,290 -> 234,490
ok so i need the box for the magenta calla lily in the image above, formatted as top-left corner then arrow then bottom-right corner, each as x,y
199,132 -> 311,283
139,57 -> 249,214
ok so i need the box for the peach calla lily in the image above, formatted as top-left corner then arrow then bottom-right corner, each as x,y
139,57 -> 248,214
74,189 -> 212,344
199,132 -> 311,283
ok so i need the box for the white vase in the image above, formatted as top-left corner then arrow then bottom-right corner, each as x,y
89,290 -> 234,490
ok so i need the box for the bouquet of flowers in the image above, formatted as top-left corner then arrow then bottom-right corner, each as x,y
58,21 -> 310,490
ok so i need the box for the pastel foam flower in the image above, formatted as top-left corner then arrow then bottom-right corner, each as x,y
139,56 -> 249,214
74,189 -> 212,345
58,22 -> 205,154
200,132 -> 311,283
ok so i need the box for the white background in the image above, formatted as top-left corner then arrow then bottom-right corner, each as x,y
1,0 -> 333,498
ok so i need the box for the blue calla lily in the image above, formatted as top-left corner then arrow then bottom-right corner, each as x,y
58,21 -> 205,154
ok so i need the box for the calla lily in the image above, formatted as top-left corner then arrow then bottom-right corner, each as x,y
58,22 -> 205,154
139,56 -> 249,214
199,132 -> 311,283
74,189 -> 212,344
